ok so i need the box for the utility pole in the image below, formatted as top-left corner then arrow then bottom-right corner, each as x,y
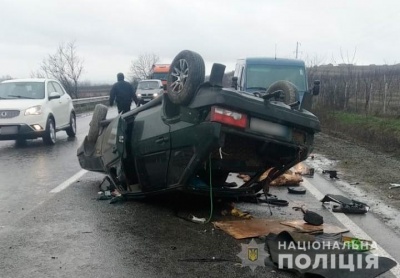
295,42 -> 301,59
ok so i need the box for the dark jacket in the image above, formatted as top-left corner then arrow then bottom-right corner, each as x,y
109,74 -> 138,112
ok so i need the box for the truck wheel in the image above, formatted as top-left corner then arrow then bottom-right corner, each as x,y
167,50 -> 205,105
265,80 -> 298,105
88,104 -> 108,143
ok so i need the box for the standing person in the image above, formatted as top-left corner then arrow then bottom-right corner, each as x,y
109,73 -> 138,113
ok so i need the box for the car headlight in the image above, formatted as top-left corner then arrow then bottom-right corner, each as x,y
25,105 -> 42,115
153,93 -> 158,97
137,94 -> 142,97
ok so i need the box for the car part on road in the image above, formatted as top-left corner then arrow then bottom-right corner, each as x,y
257,194 -> 289,207
293,205 -> 324,226
322,170 -> 339,179
266,231 -> 397,278
389,183 -> 400,189
320,194 -> 370,214
87,104 -> 108,143
288,186 -> 307,194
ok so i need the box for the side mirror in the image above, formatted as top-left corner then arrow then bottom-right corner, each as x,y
49,91 -> 61,100
231,76 -> 238,90
312,80 -> 320,95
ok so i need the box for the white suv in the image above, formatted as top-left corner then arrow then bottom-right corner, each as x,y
0,78 -> 76,145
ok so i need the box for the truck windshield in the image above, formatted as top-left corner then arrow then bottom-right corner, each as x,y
152,73 -> 168,81
0,82 -> 45,99
246,64 -> 307,91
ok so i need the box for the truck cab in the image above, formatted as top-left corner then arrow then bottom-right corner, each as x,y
150,64 -> 170,89
233,58 -> 319,111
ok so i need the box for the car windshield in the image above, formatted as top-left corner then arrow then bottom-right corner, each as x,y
246,64 -> 307,91
0,82 -> 45,99
152,73 -> 168,80
137,81 -> 160,90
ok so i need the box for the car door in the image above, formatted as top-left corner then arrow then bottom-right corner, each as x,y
46,82 -> 63,126
130,106 -> 170,191
51,81 -> 71,127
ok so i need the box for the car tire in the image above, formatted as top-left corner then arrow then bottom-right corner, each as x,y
88,104 -> 108,143
66,112 -> 76,137
265,80 -> 298,105
167,50 -> 205,105
43,117 -> 56,145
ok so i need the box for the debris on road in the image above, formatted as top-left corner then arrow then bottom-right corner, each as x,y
342,236 -> 375,251
213,219 -> 291,239
213,218 -> 348,239
288,186 -> 306,194
176,212 -> 207,224
97,191 -> 112,201
266,231 -> 397,278
293,206 -> 324,226
266,169 -> 303,186
257,194 -> 289,206
322,170 -> 339,179
321,194 -> 370,214
280,219 -> 348,234
109,190 -> 124,204
389,183 -> 400,189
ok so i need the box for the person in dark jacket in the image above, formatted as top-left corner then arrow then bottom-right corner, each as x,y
109,73 -> 138,113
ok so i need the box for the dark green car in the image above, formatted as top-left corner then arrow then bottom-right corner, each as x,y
77,50 -> 320,198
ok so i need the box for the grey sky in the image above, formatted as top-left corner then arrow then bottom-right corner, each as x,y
1,0 -> 399,84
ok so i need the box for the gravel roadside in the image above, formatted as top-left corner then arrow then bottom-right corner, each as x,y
310,132 -> 400,231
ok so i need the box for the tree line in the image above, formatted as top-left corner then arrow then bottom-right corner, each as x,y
3,40 -> 400,115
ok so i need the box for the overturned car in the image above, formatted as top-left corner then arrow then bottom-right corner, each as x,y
77,50 -> 320,198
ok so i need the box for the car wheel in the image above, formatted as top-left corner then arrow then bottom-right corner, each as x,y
167,50 -> 205,105
43,117 -> 56,145
66,112 -> 76,137
88,104 -> 108,143
265,80 -> 298,105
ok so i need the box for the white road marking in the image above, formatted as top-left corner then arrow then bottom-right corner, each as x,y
50,170 -> 88,193
302,178 -> 400,277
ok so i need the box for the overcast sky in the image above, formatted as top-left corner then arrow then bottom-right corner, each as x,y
1,0 -> 400,84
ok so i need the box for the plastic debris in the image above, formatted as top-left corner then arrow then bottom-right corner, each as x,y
389,183 -> 400,190
189,215 -> 207,224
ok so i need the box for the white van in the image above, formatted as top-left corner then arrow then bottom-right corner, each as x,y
135,79 -> 164,106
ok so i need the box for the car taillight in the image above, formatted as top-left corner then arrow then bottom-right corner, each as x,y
210,106 -> 248,128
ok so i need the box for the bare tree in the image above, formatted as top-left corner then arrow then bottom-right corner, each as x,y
34,41 -> 84,98
130,53 -> 159,80
0,75 -> 13,82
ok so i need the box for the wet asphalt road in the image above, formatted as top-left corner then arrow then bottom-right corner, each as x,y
0,108 -> 399,277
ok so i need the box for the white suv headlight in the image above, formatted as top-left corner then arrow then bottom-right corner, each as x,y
25,105 -> 43,115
